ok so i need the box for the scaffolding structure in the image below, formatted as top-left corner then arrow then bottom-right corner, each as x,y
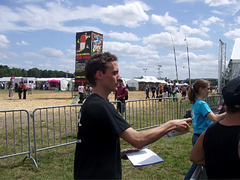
218,38 -> 240,94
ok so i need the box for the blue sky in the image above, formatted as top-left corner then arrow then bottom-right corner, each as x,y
0,0 -> 240,80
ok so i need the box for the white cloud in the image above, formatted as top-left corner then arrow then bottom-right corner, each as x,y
104,41 -> 160,60
0,34 -> 10,49
142,32 -> 213,51
0,52 -> 18,59
22,52 -> 44,59
25,60 -> 33,64
99,1 -> 150,27
234,16 -> 240,24
179,25 -> 209,37
39,47 -> 64,58
0,1 -> 151,33
204,0 -> 237,7
108,31 -> 141,41
201,16 -> 224,26
151,12 -> 178,27
16,40 -> 29,46
175,0 -> 199,2
224,29 -> 240,39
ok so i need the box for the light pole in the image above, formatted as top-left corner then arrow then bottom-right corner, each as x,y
184,36 -> 191,85
171,35 -> 178,83
66,70 -> 69,78
156,65 -> 162,79
143,68 -> 147,76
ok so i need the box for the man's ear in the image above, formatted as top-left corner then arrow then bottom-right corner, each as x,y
95,70 -> 103,80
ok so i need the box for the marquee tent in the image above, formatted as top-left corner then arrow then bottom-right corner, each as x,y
229,38 -> 240,80
127,76 -> 167,90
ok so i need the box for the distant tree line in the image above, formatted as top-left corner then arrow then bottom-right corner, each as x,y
0,65 -> 74,78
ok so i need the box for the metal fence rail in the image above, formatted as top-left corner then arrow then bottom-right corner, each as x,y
0,109 -> 37,167
124,97 -> 181,130
179,95 -> 223,117
124,95 -> 222,130
0,94 -> 222,168
32,104 -> 82,163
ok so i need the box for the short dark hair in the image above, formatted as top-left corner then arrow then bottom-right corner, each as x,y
85,52 -> 117,87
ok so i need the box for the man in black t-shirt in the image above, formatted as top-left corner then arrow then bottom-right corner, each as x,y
74,52 -> 191,179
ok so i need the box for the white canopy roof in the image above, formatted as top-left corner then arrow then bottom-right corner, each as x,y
176,82 -> 189,86
0,77 -> 12,82
130,76 -> 167,84
231,38 -> 240,61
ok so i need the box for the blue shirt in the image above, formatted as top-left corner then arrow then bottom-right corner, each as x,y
191,99 -> 212,134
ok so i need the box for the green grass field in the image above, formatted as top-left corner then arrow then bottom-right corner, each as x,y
0,127 -> 193,180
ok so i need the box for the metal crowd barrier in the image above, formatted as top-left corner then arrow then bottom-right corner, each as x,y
179,95 -> 223,116
32,104 -> 82,163
124,97 -> 181,130
0,109 -> 37,167
0,94 -> 222,168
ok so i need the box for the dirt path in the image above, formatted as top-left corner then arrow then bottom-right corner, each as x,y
0,90 -> 146,112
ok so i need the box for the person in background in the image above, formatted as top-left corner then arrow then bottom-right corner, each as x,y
163,84 -> 168,100
156,84 -> 160,98
74,52 -> 191,179
181,85 -> 187,99
14,83 -> 18,92
190,77 -> 240,179
151,85 -> 156,98
115,79 -> 127,114
78,82 -> 86,104
172,84 -> 179,102
9,84 -> 14,100
158,84 -> 163,102
18,83 -> 22,99
21,82 -> 28,99
28,82 -> 33,94
145,84 -> 150,99
184,79 -> 226,180
168,85 -> 172,98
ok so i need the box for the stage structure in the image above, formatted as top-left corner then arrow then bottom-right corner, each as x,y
218,38 -> 240,93
75,31 -> 103,89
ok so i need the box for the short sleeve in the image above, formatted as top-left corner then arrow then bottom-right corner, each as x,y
200,101 -> 212,117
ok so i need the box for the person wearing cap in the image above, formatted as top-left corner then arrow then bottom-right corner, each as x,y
184,79 -> 226,180
190,77 -> 240,179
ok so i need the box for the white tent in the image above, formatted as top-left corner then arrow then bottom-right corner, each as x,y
36,77 -> 73,91
121,78 -> 130,87
176,82 -> 189,86
0,77 -> 12,89
127,76 -> 167,90
229,38 -> 240,80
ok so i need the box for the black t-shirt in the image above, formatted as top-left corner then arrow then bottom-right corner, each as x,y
74,94 -> 131,179
203,121 -> 240,179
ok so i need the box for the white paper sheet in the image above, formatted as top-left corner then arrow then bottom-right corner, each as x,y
125,148 -> 164,167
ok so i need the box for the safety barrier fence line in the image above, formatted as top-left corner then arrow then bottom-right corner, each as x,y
0,95 -> 222,168
32,104 -> 82,163
0,109 -> 38,167
125,97 -> 183,131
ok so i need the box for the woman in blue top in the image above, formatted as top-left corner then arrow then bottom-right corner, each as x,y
184,79 -> 226,180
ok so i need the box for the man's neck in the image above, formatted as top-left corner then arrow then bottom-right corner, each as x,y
220,112 -> 240,126
92,87 -> 110,100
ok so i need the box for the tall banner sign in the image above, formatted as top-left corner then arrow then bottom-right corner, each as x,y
75,31 -> 103,89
